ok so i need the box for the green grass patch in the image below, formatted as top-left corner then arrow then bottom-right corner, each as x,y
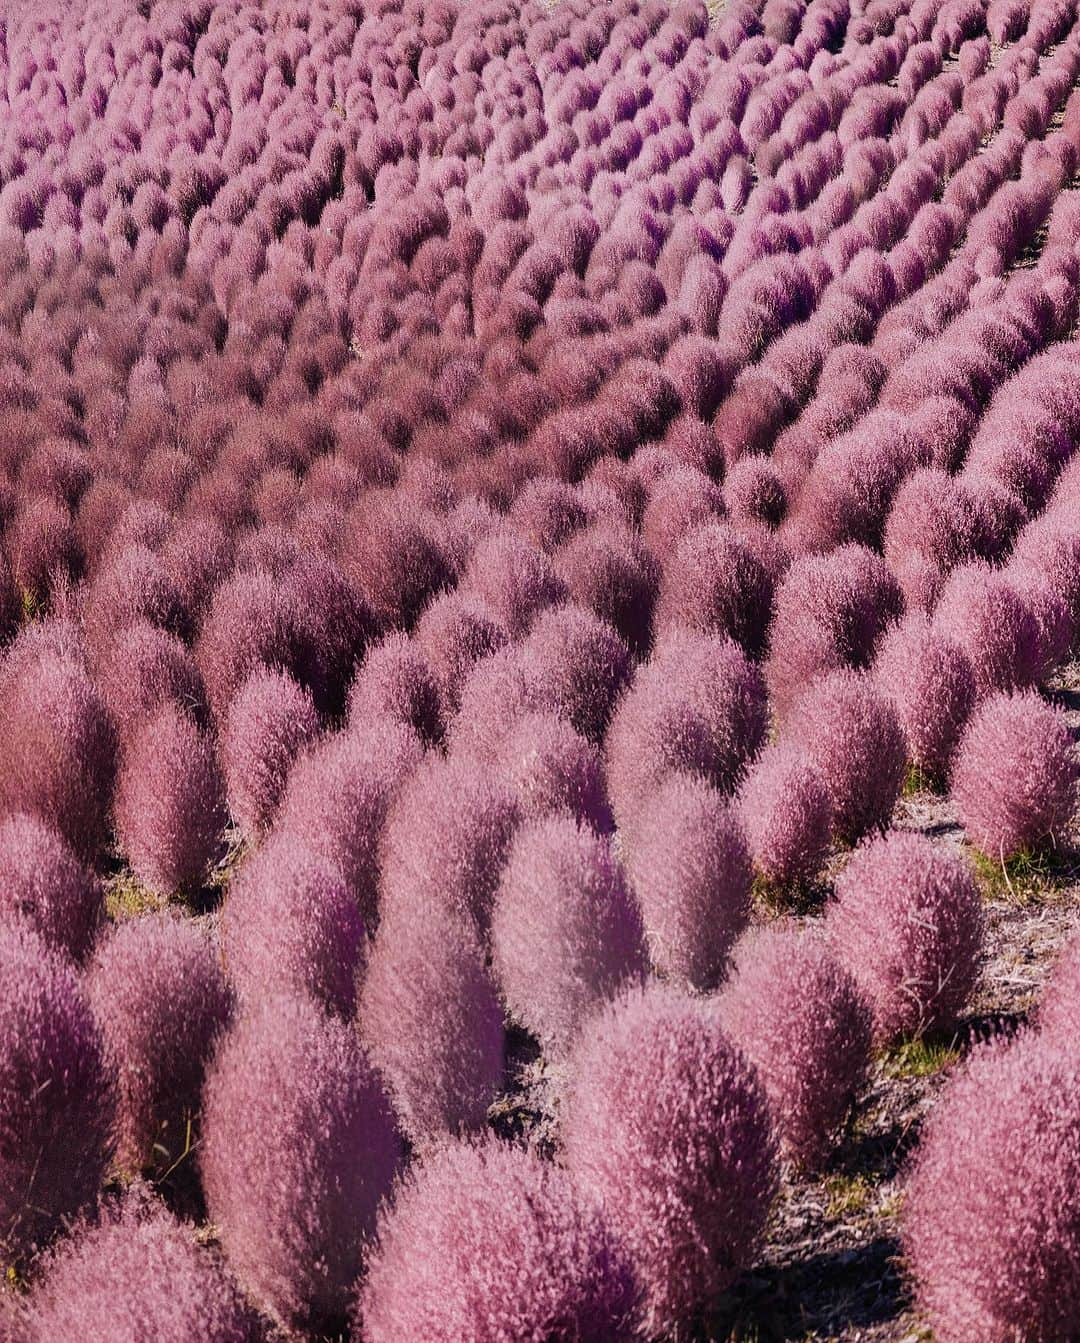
883,1037 -> 960,1080
822,1171 -> 875,1221
968,844 -> 1062,905
105,871 -> 166,921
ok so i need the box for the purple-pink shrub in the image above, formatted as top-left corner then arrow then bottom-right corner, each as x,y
0,920 -> 113,1262
200,994 -> 400,1328
462,529 -> 567,636
347,633 -> 443,747
605,629 -> 769,833
114,705 -> 225,897
828,831 -> 984,1043
723,455 -> 787,527
97,621 -> 207,747
951,690 -> 1080,858
738,744 -> 834,891
358,1137 -> 638,1343
1038,930 -> 1080,1044
519,602 -> 631,742
903,1031 -> 1080,1342
655,522 -> 774,658
623,771 -> 752,992
786,670 -> 906,843
874,614 -> 977,784
86,914 -> 233,1175
22,1191 -> 266,1343
0,644 -> 116,862
358,899 -> 503,1148
222,668 -> 321,838
222,831 -> 365,1018
82,544 -> 190,668
276,718 -> 423,927
494,710 -> 613,833
717,926 -> 872,1166
491,815 -> 645,1053
563,985 -> 777,1335
0,813 -> 101,962
933,561 -> 1040,697
340,497 -> 451,630
380,753 -> 520,938
766,544 -> 903,721
553,522 -> 658,658
414,590 -> 509,714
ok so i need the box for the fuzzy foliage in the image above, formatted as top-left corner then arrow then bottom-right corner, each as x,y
739,744 -> 834,891
359,900 -> 504,1148
828,831 -> 984,1043
86,915 -> 233,1175
200,995 -> 400,1328
718,926 -> 872,1167
358,1137 -> 639,1343
786,670 -> 906,843
951,690 -> 1080,858
0,920 -> 113,1263
0,813 -> 101,962
624,772 -> 752,992
494,710 -> 613,833
655,522 -> 774,658
491,816 -> 645,1053
904,1032 -> 1080,1343
564,985 -> 777,1335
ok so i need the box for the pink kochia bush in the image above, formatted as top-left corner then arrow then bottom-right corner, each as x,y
358,1137 -> 638,1343
21,1190 -> 267,1343
0,640 -> 116,862
718,926 -> 872,1167
874,614 -> 977,784
563,985 -> 778,1336
222,831 -> 365,1018
380,754 -> 520,937
222,669 -> 321,838
0,813 -> 101,961
86,914 -> 233,1175
605,629 -> 769,834
0,920 -> 113,1262
933,561 -> 1040,697
494,710 -> 614,833
201,995 -> 400,1328
739,744 -> 834,892
903,1032 -> 1080,1342
787,670 -> 906,843
951,690 -> 1080,859
1038,930 -> 1080,1044
655,523 -> 774,658
277,717 -> 423,927
114,704 -> 225,896
348,633 -> 444,747
359,900 -> 504,1148
491,816 -> 645,1053
827,832 -> 984,1043
624,772 -> 752,992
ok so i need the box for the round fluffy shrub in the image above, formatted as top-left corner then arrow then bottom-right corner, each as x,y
933,561 -> 1040,697
828,831 -> 984,1042
875,614 -> 977,783
0,813 -> 101,962
348,633 -> 443,747
494,710 -> 613,833
22,1191 -> 266,1343
86,915 -> 233,1175
277,718 -> 423,926
0,920 -> 113,1262
1039,930 -> 1080,1043
358,1137 -> 638,1343
786,670 -> 906,843
624,772 -> 752,992
380,754 -> 520,937
201,994 -> 400,1328
97,621 -> 207,747
491,816 -> 645,1053
463,530 -> 566,637
222,668 -> 321,838
114,704 -> 225,897
717,926 -> 872,1166
553,522 -> 657,657
0,644 -> 116,862
903,1031 -> 1080,1342
358,900 -> 503,1148
222,831 -> 364,1017
518,602 -> 631,743
605,629 -> 769,833
766,544 -> 903,721
655,522 -> 774,657
738,744 -> 834,891
951,690 -> 1080,858
414,590 -> 509,714
563,985 -> 777,1335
